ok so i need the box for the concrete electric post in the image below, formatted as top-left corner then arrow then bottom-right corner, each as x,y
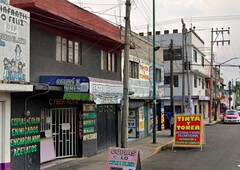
121,0 -> 131,148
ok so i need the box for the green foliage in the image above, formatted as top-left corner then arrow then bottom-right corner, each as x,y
214,97 -> 222,102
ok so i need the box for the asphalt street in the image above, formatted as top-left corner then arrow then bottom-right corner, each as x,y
142,123 -> 240,170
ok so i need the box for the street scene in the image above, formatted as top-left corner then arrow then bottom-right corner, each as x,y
1,0 -> 240,170
142,123 -> 240,170
41,121 -> 240,170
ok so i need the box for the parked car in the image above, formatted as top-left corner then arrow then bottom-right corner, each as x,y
237,108 -> 240,115
224,110 -> 240,123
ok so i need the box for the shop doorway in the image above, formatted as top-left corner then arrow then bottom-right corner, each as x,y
41,108 -> 77,158
97,105 -> 117,152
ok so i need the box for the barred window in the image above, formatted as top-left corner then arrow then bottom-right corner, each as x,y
129,61 -> 139,78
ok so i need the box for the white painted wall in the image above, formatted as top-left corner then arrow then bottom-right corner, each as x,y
0,93 -> 11,164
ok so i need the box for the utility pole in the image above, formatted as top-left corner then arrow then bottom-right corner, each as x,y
185,30 -> 191,114
152,0 -> 157,144
229,81 -> 232,109
209,28 -> 230,123
181,19 -> 185,113
170,39 -> 174,136
121,0 -> 131,148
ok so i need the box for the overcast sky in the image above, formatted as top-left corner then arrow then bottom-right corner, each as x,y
68,0 -> 240,84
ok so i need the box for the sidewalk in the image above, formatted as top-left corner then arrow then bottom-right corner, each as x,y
41,118 -> 221,170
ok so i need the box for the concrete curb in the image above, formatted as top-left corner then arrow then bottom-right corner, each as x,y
141,141 -> 173,161
153,141 -> 174,154
204,120 -> 222,126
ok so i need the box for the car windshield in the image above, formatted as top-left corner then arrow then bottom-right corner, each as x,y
226,111 -> 238,115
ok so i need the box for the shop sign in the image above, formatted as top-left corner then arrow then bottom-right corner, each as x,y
129,79 -> 149,97
0,3 -> 30,82
173,114 -> 203,148
81,104 -> 97,141
106,147 -> 141,170
139,63 -> 149,80
40,76 -> 89,93
10,117 -> 40,156
90,81 -> 123,104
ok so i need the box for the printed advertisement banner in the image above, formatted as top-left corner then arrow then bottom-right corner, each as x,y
106,147 -> 141,170
0,3 -> 30,82
174,114 -> 203,147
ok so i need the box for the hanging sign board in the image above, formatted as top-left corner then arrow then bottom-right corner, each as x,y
106,147 -> 141,170
173,114 -> 203,148
40,76 -> 89,93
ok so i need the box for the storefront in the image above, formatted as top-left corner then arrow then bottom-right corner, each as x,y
0,3 -> 34,170
128,101 -> 146,138
89,78 -> 123,151
38,76 -> 97,159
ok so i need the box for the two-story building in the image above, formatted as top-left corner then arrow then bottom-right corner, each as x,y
127,32 -> 164,138
0,2 -> 33,170
3,0 -> 125,169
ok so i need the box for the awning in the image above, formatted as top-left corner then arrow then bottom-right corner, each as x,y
63,93 -> 94,101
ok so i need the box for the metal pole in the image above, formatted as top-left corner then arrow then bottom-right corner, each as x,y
185,31 -> 191,113
121,0 -> 131,148
181,19 -> 185,113
152,0 -> 157,144
214,65 -> 217,120
229,81 -> 232,109
170,39 -> 174,136
209,28 -> 214,123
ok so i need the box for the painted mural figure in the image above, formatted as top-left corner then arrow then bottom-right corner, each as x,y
3,44 -> 26,82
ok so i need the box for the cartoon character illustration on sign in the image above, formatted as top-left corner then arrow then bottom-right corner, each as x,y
3,57 -> 10,81
2,44 -> 26,82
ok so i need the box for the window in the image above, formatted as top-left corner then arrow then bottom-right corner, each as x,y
156,69 -> 161,82
199,78 -> 201,86
202,79 -> 204,89
164,75 -> 178,87
163,49 -> 182,61
201,56 -> 204,66
194,49 -> 197,62
194,75 -> 197,88
101,51 -> 117,72
129,61 -> 139,78
56,36 -> 82,64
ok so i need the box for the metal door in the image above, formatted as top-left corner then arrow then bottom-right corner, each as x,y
42,108 -> 77,158
97,105 -> 117,152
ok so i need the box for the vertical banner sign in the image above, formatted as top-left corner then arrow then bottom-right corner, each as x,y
0,3 -> 30,82
82,104 -> 97,141
174,114 -> 203,147
11,117 -> 41,156
106,147 -> 141,170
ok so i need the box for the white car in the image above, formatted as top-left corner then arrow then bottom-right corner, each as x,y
224,110 -> 240,123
